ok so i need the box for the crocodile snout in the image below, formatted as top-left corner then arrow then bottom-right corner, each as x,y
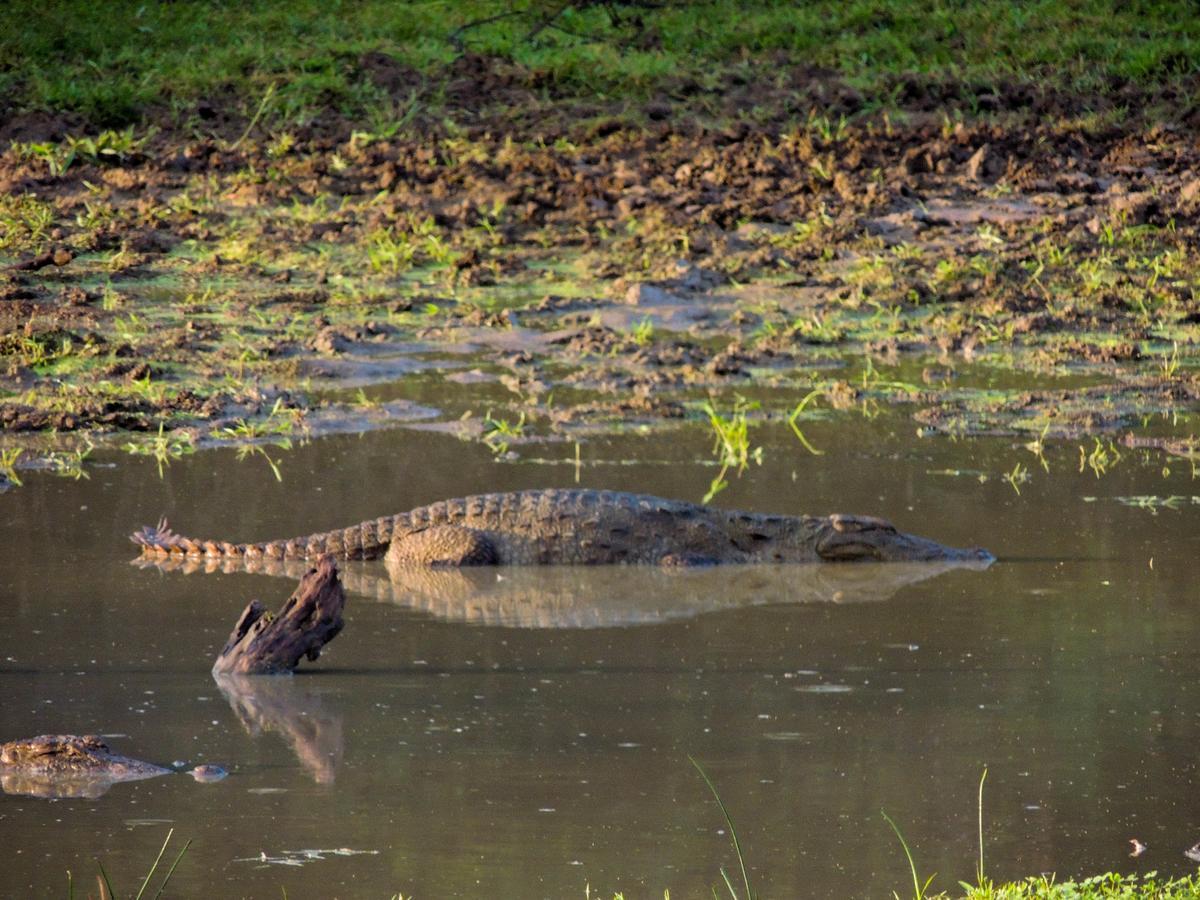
818,515 -> 992,563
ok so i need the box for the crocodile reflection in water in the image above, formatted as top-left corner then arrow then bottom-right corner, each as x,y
136,555 -> 990,629
214,674 -> 343,784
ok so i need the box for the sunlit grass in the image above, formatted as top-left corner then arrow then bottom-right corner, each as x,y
3,1 -> 1200,127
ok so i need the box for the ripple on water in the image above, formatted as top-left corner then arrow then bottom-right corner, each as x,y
794,684 -> 854,693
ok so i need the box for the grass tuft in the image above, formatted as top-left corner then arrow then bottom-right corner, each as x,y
689,756 -> 756,900
83,829 -> 191,900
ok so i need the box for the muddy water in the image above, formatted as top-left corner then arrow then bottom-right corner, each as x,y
1,412 -> 1198,898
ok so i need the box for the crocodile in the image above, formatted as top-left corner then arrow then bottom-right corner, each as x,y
132,489 -> 992,567
0,734 -> 212,799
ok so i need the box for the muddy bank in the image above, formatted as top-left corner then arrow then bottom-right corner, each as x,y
1,103 -> 1197,477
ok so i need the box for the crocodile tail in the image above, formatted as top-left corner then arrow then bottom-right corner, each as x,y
129,516 -> 400,561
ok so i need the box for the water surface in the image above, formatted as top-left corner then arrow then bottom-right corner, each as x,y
1,414 -> 1198,897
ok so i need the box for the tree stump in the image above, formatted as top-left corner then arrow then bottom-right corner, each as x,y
212,555 -> 345,675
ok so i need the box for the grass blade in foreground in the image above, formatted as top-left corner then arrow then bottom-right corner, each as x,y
690,755 -> 755,900
882,809 -> 936,900
83,829 -> 190,900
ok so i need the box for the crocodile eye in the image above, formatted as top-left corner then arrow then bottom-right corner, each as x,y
831,514 -> 895,534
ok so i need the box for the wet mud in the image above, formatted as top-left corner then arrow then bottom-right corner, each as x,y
1,92 -> 1198,475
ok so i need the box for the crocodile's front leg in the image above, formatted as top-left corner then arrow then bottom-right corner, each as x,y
385,525 -> 499,567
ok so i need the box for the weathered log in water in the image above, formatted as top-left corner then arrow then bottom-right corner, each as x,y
212,555 -> 345,675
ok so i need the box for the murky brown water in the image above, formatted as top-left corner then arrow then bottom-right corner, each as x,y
2,411 -> 1198,898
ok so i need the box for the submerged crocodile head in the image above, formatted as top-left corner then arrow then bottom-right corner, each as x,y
0,734 -> 222,799
815,515 -> 995,564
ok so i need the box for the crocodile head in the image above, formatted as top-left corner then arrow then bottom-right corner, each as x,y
0,734 -> 173,798
816,515 -> 994,564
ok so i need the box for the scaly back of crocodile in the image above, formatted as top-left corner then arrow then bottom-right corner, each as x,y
132,489 -> 814,564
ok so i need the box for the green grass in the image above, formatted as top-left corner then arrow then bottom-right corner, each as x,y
0,447 -> 23,486
2,1 -> 1199,129
877,769 -> 1200,899
690,756 -> 756,900
943,872 -> 1200,898
47,808 -> 1200,899
122,421 -> 194,477
698,397 -> 762,502
70,828 -> 190,900
480,409 -> 528,456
